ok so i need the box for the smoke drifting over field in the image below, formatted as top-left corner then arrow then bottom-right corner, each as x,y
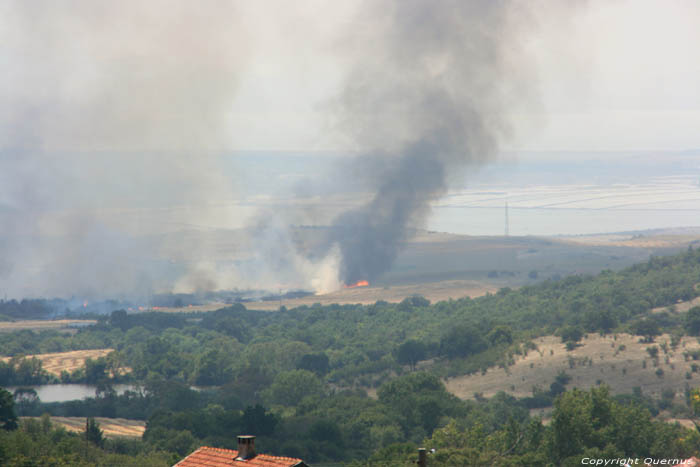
0,1 -> 246,298
0,0 -> 559,299
327,0 -> 534,284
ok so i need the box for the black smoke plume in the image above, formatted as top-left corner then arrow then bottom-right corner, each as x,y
328,0 -> 534,284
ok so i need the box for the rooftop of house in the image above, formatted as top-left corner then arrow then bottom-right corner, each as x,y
175,446 -> 306,467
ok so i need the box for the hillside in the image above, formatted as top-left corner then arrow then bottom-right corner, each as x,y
5,245 -> 700,464
446,333 -> 700,401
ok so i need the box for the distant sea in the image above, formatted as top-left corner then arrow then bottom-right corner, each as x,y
430,178 -> 700,236
231,150 -> 700,237
29,151 -> 700,238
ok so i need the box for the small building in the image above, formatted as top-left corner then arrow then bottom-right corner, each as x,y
175,435 -> 307,467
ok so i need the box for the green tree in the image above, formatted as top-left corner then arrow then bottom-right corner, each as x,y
687,306 -> 700,335
194,349 -> 235,385
397,296 -> 431,312
85,357 -> 109,384
396,340 -> 427,370
560,325 -> 584,344
0,387 -> 18,430
297,353 -> 330,376
547,385 -> 687,463
242,404 -> 278,436
378,372 -> 463,435
8,357 -> 48,385
308,419 -> 343,445
109,309 -> 130,331
86,417 -> 104,447
263,370 -> 325,406
487,326 -> 513,346
630,319 -> 661,343
584,310 -> 617,333
439,325 -> 487,358
646,346 -> 659,359
690,387 -> 700,416
12,387 -> 38,416
551,388 -> 596,461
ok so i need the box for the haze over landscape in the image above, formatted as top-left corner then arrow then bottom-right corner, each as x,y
1,0 -> 699,300
3,2 -> 700,465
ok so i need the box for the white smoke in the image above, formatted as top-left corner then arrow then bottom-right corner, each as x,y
0,1 -> 247,298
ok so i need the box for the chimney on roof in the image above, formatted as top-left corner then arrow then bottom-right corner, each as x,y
417,448 -> 427,467
236,435 -> 256,460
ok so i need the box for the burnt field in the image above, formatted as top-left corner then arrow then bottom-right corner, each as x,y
153,228 -> 700,311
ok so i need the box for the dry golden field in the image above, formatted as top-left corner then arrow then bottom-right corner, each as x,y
147,302 -> 229,313
445,333 -> 700,402
2,349 -> 115,375
152,280 -> 496,313
652,296 -> 700,314
0,319 -> 96,333
248,279 -> 498,311
23,417 -> 145,438
564,233 -> 700,249
145,229 -> 700,313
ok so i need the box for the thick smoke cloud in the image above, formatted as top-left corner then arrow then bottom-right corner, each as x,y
0,1 -> 246,298
0,0 -> 555,299
327,0 -> 535,284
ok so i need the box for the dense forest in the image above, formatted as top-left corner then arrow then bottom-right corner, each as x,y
4,247 -> 700,465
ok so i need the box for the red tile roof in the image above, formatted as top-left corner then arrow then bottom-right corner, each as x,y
175,446 -> 306,467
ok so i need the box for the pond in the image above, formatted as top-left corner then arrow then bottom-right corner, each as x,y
7,384 -> 138,403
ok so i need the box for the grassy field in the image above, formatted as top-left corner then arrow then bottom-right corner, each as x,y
652,296 -> 700,314
0,319 -> 96,333
280,228 -> 700,307
445,333 -> 700,402
23,416 -> 145,438
297,228 -> 700,302
564,232 -> 700,249
247,279 -> 497,311
151,280 -> 496,312
149,303 -> 230,313
2,349 -> 115,375
386,230 -> 697,285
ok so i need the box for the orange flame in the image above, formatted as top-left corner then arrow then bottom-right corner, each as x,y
344,280 -> 369,289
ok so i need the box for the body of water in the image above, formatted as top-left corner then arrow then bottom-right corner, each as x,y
8,384 -> 137,403
429,180 -> 700,236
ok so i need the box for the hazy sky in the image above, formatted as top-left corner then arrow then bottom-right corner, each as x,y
2,1 -> 699,155
226,0 -> 700,154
